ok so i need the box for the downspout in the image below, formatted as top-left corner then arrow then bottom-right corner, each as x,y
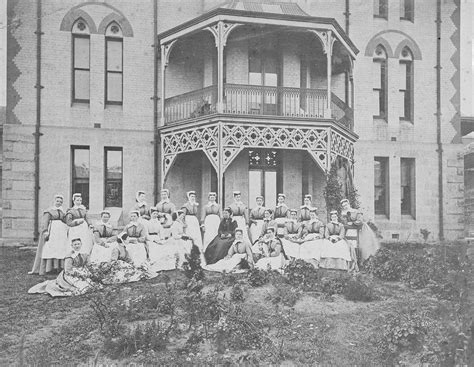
153,0 -> 159,205
33,0 -> 43,241
344,0 -> 350,105
436,0 -> 444,241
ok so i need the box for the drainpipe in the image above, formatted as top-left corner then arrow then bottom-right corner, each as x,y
153,0 -> 159,205
436,0 -> 444,241
33,0 -> 43,241
344,0 -> 350,105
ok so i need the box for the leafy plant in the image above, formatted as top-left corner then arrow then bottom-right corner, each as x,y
323,164 -> 343,214
247,268 -> 271,287
182,243 -> 205,283
267,282 -> 302,307
343,278 -> 377,302
284,259 -> 320,291
420,228 -> 431,242
230,284 -> 245,302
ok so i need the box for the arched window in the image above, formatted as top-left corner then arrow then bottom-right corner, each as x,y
373,45 -> 388,119
105,22 -> 123,105
399,46 -> 413,122
72,19 -> 90,103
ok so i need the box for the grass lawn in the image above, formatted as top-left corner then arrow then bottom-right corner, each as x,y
0,243 -> 472,366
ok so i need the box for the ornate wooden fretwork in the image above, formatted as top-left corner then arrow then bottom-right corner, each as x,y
160,120 -> 355,183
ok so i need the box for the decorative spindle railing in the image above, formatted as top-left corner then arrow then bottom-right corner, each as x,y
164,84 -> 353,130
164,85 -> 218,123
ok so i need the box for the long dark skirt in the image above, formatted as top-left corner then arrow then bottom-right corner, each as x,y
204,235 -> 234,265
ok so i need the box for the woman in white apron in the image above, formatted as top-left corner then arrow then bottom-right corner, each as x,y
146,207 -> 178,270
65,193 -> 94,255
228,191 -> 250,243
182,191 -> 203,250
29,194 -> 69,275
89,210 -> 118,264
134,190 -> 151,226
254,227 -> 286,272
123,210 -> 148,266
297,209 -> 325,264
274,193 -> 289,237
202,192 -> 221,251
155,189 -> 176,240
280,209 -> 304,259
249,196 -> 266,244
321,210 -> 354,271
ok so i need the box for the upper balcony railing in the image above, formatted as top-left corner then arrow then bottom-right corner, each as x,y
164,84 -> 353,130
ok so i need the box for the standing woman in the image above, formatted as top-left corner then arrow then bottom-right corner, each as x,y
155,189 -> 176,240
249,196 -> 266,244
66,193 -> 94,255
134,190 -> 151,224
29,194 -> 69,275
202,192 -> 221,250
89,210 -> 118,264
274,193 -> 289,237
340,198 -> 380,262
299,194 -> 314,224
182,191 -> 203,250
229,191 -> 250,243
123,210 -> 148,266
204,207 -> 237,265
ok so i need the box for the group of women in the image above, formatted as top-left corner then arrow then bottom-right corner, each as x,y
27,188 -> 379,296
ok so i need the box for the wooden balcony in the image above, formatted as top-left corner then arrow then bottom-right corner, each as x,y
164,84 -> 353,131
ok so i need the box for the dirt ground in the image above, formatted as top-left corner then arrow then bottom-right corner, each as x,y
0,245 -> 471,366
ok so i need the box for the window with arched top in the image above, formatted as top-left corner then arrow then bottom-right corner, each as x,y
105,22 -> 123,105
399,46 -> 414,122
373,45 -> 388,119
72,19 -> 90,102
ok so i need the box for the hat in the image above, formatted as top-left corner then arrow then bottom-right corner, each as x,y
72,193 -> 82,201
54,194 -> 64,200
161,188 -> 170,196
289,208 -> 298,214
233,191 -> 241,196
100,210 -> 111,217
223,207 -> 233,215
304,194 -> 312,200
136,191 -> 146,201
309,207 -> 318,213
172,209 -> 185,221
277,193 -> 286,199
129,210 -> 140,216
266,227 -> 276,233
71,237 -> 82,243
150,206 -> 159,213
330,210 -> 339,215
187,191 -> 196,199
264,208 -> 273,215
340,198 -> 349,205
235,228 -> 243,234
256,195 -> 264,200
208,192 -> 217,197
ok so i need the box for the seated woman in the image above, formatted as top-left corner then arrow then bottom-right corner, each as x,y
182,191 -> 203,250
134,190 -> 151,224
202,192 -> 221,251
123,210 -> 148,267
89,210 -> 118,264
274,193 -> 289,237
260,209 -> 277,240
111,232 -> 133,264
155,189 -> 176,239
204,207 -> 237,265
167,210 -> 194,268
280,209 -> 304,259
298,194 -> 315,224
297,208 -> 325,264
254,227 -> 286,271
320,210 -> 354,271
340,198 -> 380,262
28,238 -> 99,297
66,193 -> 94,254
29,194 -> 69,275
249,196 -> 266,244
205,228 -> 254,272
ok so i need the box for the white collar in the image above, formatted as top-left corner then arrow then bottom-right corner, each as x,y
276,203 -> 286,208
137,201 -> 147,207
207,201 -> 217,206
331,220 -> 339,224
72,205 -> 86,210
159,199 -> 170,204
128,222 -> 138,227
49,206 -> 64,212
71,251 -> 80,259
188,201 -> 199,206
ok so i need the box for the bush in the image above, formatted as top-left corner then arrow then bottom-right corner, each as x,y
182,243 -> 205,282
230,284 -> 245,302
223,307 -> 270,351
364,247 -> 406,281
247,268 -> 271,287
320,275 -> 348,298
343,278 -> 376,302
284,259 -> 320,291
267,283 -> 302,307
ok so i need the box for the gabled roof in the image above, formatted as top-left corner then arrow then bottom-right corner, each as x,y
216,0 -> 309,16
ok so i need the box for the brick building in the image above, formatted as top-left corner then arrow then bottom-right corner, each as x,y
3,0 -> 465,243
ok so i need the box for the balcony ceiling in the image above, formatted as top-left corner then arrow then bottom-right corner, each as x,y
158,1 -> 359,58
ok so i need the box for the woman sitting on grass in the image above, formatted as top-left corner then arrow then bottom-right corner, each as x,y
253,227 -> 286,271
28,238 -> 100,297
89,210 -> 118,264
123,210 -> 148,267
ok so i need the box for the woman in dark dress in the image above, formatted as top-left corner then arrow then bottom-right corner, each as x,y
204,207 -> 237,265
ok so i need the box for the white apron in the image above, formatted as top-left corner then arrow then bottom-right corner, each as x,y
203,214 -> 220,251
42,220 -> 69,259
184,215 -> 203,250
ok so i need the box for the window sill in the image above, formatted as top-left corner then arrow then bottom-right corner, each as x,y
400,17 -> 414,23
375,214 -> 390,221
105,103 -> 123,111
374,15 -> 388,20
71,101 -> 90,108
373,115 -> 387,122
399,117 -> 413,123
401,214 -> 416,221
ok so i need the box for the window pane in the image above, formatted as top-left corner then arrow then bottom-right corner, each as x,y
72,148 -> 90,208
249,170 -> 262,207
264,171 -> 277,208
107,72 -> 123,102
106,150 -> 122,179
105,149 -> 123,207
399,63 -> 407,90
74,70 -> 90,100
374,157 -> 389,216
107,40 -> 123,72
74,37 -> 89,69
401,158 -> 415,216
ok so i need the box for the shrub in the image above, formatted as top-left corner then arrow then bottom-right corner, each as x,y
182,243 -> 205,282
364,247 -> 406,281
267,282 -> 302,307
230,284 -> 245,302
284,259 -> 320,291
320,275 -> 348,297
343,278 -> 376,302
247,268 -> 271,287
